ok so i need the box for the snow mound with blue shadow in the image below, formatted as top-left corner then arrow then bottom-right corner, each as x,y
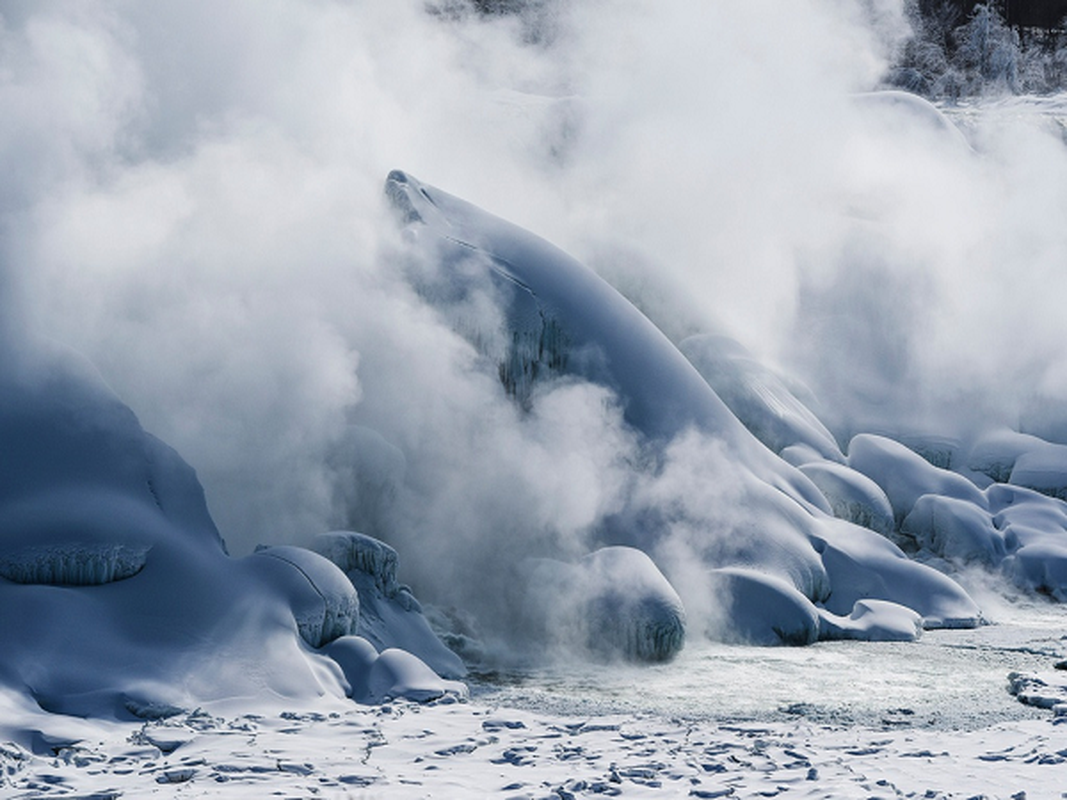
0,341 -> 465,718
516,546 -> 686,662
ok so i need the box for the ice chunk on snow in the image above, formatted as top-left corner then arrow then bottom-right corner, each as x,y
847,434 -> 987,524
798,461 -> 894,536
900,495 -> 1006,567
518,547 -> 686,662
252,545 -> 360,649
322,637 -> 467,704
312,531 -> 466,679
680,334 -> 844,462
706,567 -> 820,646
817,599 -> 923,642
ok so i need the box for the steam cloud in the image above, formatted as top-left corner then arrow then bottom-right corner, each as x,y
3,1 -> 1067,638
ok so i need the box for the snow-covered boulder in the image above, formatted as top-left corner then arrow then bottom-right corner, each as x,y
1010,444 -> 1067,501
252,545 -> 360,649
799,461 -> 894,536
967,429 -> 1048,484
813,519 -> 982,628
705,567 -> 820,646
900,495 -> 1006,567
323,637 -> 467,705
517,547 -> 686,662
312,531 -> 466,679
817,599 -> 923,642
1005,542 -> 1067,602
386,169 -> 829,517
847,433 -> 988,525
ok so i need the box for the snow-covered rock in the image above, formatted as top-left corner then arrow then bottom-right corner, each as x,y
385,170 -> 829,516
900,494 -> 1006,567
1005,542 -> 1067,602
705,567 -> 820,646
517,547 -> 686,662
967,429 -> 1048,484
1010,444 -> 1067,501
312,531 -> 466,679
799,461 -> 894,536
847,433 -> 988,524
813,519 -> 982,628
323,637 -> 467,704
817,599 -> 923,642
0,342 -> 464,717
252,545 -> 360,649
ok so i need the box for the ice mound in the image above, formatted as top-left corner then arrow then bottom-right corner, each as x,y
679,334 -> 844,462
385,170 -> 828,515
1006,542 -> 1067,601
798,461 -> 894,536
817,599 -> 923,642
323,637 -> 467,704
252,545 -> 360,648
517,547 -> 686,662
1009,445 -> 1067,501
312,531 -> 466,679
0,343 -> 465,717
386,170 -> 991,648
706,567 -> 820,646
966,429 -> 1047,484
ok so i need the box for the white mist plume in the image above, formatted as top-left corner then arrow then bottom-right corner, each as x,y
4,0 -> 1067,641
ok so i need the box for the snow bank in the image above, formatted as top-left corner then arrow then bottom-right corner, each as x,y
1010,444 -> 1067,501
813,519 -> 982,628
0,344 -> 464,718
252,545 -> 360,649
706,567 -> 820,646
900,494 -> 1007,567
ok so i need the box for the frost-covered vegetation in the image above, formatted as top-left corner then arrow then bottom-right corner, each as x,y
890,1 -> 1067,96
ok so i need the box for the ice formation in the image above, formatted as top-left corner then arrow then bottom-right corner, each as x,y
0,343 -> 464,716
312,531 -> 466,679
386,169 -> 991,646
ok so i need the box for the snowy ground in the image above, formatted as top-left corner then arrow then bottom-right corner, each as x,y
5,602 -> 1066,800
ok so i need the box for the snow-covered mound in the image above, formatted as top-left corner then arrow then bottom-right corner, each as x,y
515,547 -> 686,662
312,531 -> 466,679
385,170 -> 986,646
0,343 -> 463,717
